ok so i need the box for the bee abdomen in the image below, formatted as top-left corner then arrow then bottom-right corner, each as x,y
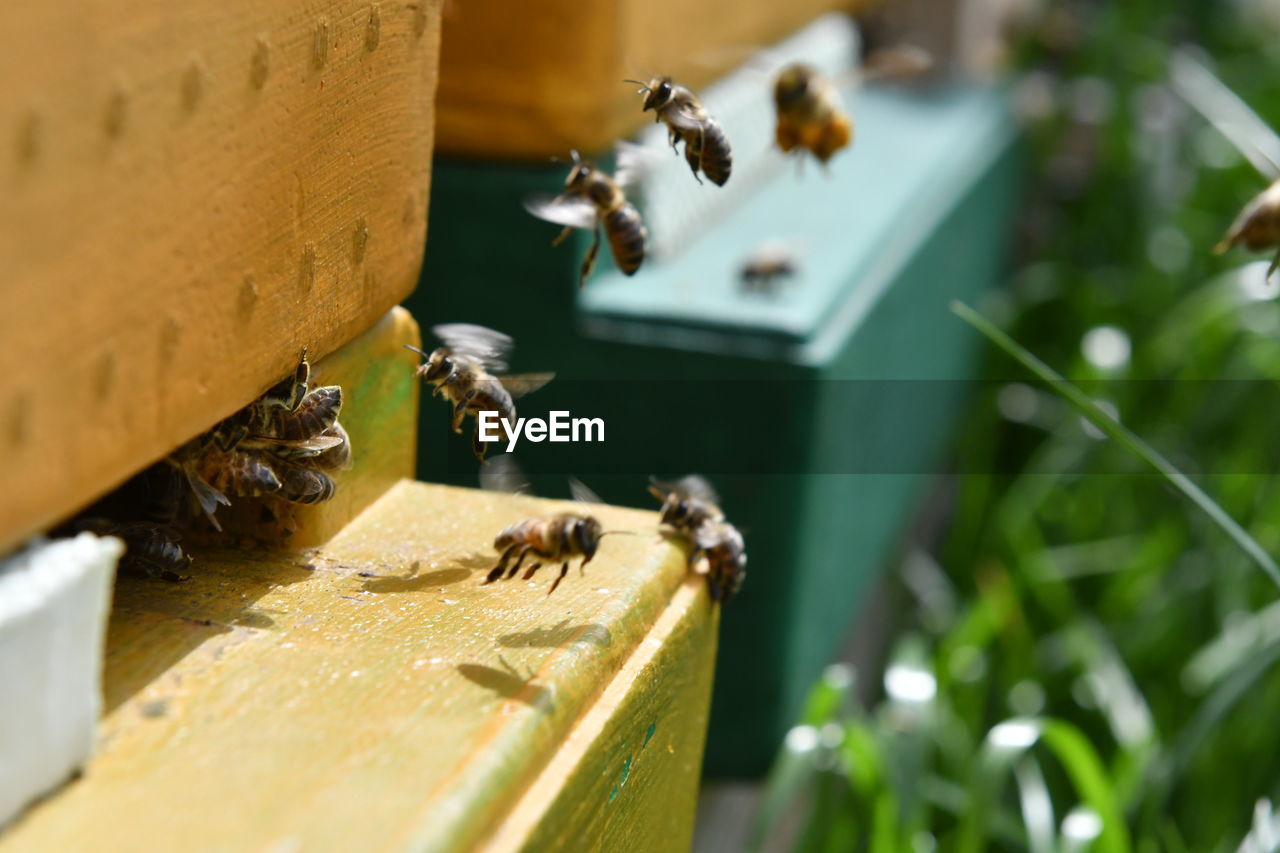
604,205 -> 646,276
700,120 -> 732,186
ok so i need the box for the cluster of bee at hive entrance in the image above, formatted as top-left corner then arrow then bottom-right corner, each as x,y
67,352 -> 350,581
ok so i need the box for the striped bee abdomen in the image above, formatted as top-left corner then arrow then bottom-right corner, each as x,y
699,119 -> 732,186
604,205 -> 647,276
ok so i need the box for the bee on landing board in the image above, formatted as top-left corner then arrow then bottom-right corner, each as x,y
524,149 -> 648,288
739,244 -> 799,295
479,455 -> 633,595
167,351 -> 350,529
648,475 -> 725,538
406,324 -> 553,462
648,474 -> 747,603
626,76 -> 732,186
74,518 -> 193,582
692,521 -> 747,603
484,513 -> 605,595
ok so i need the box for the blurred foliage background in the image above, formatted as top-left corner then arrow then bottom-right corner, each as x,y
753,1 -> 1280,850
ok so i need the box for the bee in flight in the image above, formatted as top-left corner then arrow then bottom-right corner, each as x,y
1216,180 -> 1280,276
773,63 -> 853,166
626,76 -> 732,186
648,474 -> 746,603
773,47 -> 931,167
407,324 -> 553,462
524,149 -> 648,288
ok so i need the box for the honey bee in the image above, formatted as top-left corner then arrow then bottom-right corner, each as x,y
272,462 -> 336,505
692,521 -> 747,603
648,474 -> 746,603
483,513 -> 605,595
773,63 -> 853,166
648,474 -> 724,537
168,351 -> 350,527
75,518 -> 192,582
626,77 -> 732,186
407,324 -> 553,462
773,47 -> 931,167
740,245 -> 798,294
1215,179 -> 1280,276
524,149 -> 648,288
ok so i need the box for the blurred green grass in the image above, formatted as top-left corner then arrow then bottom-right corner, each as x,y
753,1 -> 1280,849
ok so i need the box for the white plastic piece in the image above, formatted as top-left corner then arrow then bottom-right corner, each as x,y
0,533 -> 122,828
633,13 -> 861,260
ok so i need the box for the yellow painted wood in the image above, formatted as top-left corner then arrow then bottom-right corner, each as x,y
482,577 -> 718,852
0,0 -> 442,553
0,481 -> 715,852
208,305 -> 422,549
434,0 -> 869,159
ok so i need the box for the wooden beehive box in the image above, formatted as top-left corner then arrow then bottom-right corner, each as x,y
0,0 -> 442,554
433,0 -> 871,159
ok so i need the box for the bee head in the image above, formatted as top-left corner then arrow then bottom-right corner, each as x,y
774,64 -> 815,109
575,516 -> 603,561
565,159 -> 595,192
645,77 -> 673,111
421,348 -> 453,384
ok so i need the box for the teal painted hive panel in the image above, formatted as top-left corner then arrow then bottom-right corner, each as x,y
409,84 -> 1023,775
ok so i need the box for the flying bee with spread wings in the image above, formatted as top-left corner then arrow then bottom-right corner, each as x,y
524,148 -> 648,288
626,76 -> 732,186
407,324 -> 554,462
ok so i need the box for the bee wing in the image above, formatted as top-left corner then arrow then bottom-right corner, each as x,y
568,477 -> 604,506
499,372 -> 555,399
650,473 -> 720,506
524,194 -> 599,230
242,434 -> 345,456
432,323 -> 514,372
182,468 -> 230,530
858,45 -> 932,83
480,454 -> 532,495
663,102 -> 711,134
615,140 -> 668,189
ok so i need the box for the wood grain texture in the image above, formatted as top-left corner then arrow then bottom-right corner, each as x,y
434,0 -> 867,159
482,577 -> 717,852
0,481 -> 715,852
0,0 -> 441,554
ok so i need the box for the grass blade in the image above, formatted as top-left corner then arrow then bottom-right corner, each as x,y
951,300 -> 1280,593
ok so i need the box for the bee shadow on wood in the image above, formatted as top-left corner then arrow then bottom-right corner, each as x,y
456,658 -> 554,713
498,619 -> 611,649
104,549 -> 316,714
361,552 -> 489,593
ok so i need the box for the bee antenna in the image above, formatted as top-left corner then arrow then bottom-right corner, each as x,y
570,149 -> 581,164
601,530 -> 639,537
403,343 -> 429,358
623,78 -> 650,93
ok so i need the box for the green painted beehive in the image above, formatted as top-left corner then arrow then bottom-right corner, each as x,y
410,83 -> 1022,775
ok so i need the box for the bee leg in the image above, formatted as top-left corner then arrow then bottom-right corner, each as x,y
548,562 -> 570,595
577,553 -> 594,576
506,547 -> 533,580
551,225 -> 575,248
522,562 -> 543,580
486,544 -> 522,584
452,391 -> 476,434
471,427 -> 488,462
578,227 -> 601,289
